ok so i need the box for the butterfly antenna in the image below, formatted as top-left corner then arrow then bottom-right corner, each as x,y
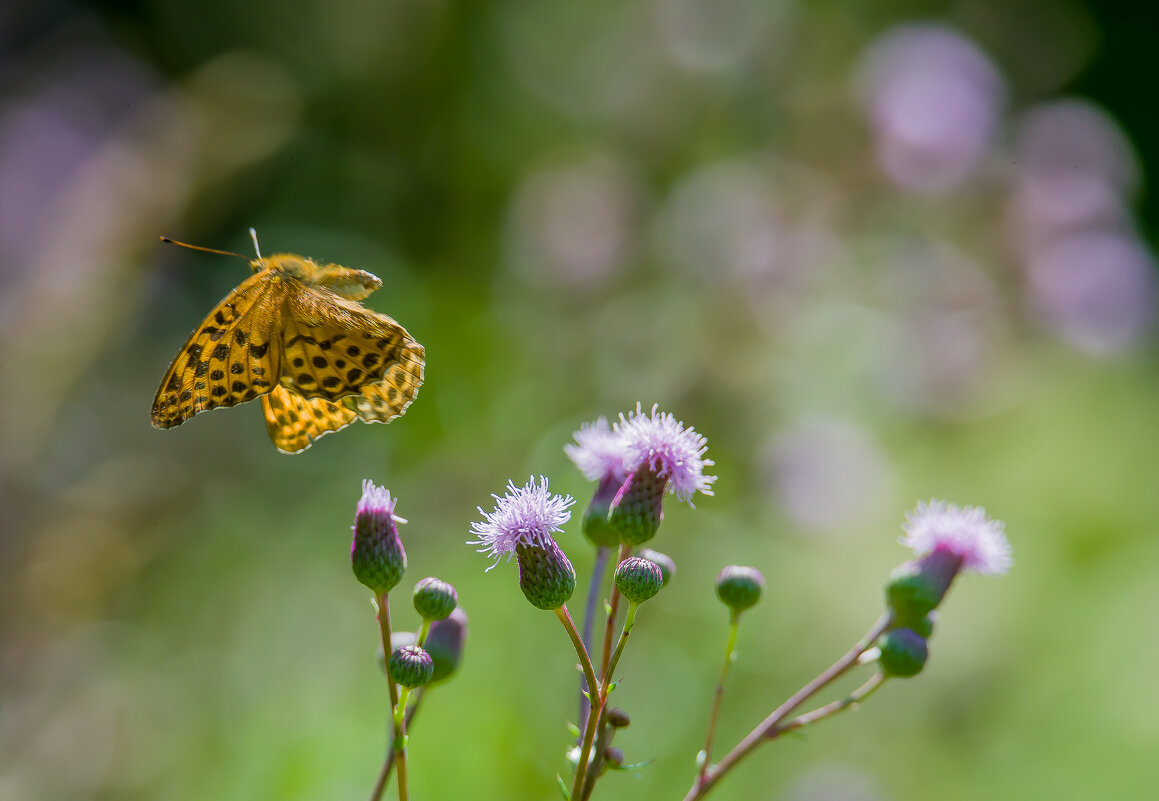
249,228 -> 263,260
159,236 -> 249,260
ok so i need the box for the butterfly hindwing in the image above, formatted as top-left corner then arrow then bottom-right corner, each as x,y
280,284 -> 425,404
261,384 -> 358,454
150,275 -> 283,429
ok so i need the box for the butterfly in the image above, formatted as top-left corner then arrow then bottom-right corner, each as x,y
151,229 -> 425,453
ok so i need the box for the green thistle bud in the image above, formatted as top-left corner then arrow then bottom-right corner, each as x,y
637,548 -> 676,587
425,607 -> 468,682
582,475 -> 622,547
878,628 -> 929,678
607,464 -> 666,546
715,565 -> 764,613
351,481 -> 407,594
413,577 -> 458,621
516,539 -> 577,610
614,556 -> 664,604
886,549 -> 960,620
388,644 -> 435,688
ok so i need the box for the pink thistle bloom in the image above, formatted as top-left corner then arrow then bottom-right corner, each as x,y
564,416 -> 630,483
469,476 -> 576,571
901,500 -> 1012,575
615,403 -> 716,505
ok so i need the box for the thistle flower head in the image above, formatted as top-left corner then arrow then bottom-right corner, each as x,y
351,480 -> 407,594
901,500 -> 1012,575
615,403 -> 716,505
565,416 -> 630,483
468,476 -> 576,571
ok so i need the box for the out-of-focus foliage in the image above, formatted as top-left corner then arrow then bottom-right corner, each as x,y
1,1 -> 1156,799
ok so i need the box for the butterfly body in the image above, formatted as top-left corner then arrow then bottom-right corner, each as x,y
152,245 -> 424,453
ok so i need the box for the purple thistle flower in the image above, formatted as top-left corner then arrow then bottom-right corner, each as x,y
351,480 -> 407,594
565,416 -> 630,483
469,476 -> 576,571
614,403 -> 716,505
901,500 -> 1012,575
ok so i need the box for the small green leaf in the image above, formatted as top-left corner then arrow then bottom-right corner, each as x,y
556,775 -> 571,800
617,758 -> 653,772
566,722 -> 580,737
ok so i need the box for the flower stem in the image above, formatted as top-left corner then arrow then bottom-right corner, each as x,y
770,672 -> 885,737
599,545 -> 631,680
698,611 -> 740,784
682,612 -> 892,801
556,604 -> 601,801
579,546 -> 611,734
604,602 -> 639,687
416,619 -> 432,648
369,593 -> 404,801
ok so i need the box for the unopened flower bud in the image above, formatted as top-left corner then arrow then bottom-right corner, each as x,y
614,556 -> 664,604
351,481 -> 406,594
388,644 -> 435,688
886,549 -> 960,620
637,548 -> 675,587
715,565 -> 764,613
606,707 -> 630,729
879,628 -> 928,678
425,608 -> 468,682
604,747 -> 624,768
413,577 -> 458,621
516,539 -> 577,610
582,475 -> 622,547
608,464 -> 666,545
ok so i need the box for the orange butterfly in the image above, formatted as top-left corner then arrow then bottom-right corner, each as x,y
151,230 -> 425,453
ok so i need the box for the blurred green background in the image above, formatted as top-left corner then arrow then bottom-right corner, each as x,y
2,0 -> 1157,799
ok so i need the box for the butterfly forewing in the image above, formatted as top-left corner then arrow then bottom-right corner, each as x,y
151,275 -> 283,428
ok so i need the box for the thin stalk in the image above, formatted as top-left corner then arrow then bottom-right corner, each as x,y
682,612 -> 892,801
555,605 -> 601,801
770,672 -> 885,737
369,593 -> 403,801
416,619 -> 432,648
599,545 -> 632,680
579,546 -> 611,733
698,611 -> 740,784
578,601 -> 640,801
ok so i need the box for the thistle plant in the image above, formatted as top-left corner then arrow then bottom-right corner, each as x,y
347,408 -> 1011,801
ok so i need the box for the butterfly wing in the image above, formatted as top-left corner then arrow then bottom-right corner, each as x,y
261,384 -> 358,454
278,284 -> 425,406
151,274 -> 284,429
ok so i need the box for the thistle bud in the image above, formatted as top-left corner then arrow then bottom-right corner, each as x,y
715,565 -> 764,613
637,548 -> 676,587
516,539 -> 577,610
614,556 -> 664,604
582,475 -> 623,547
878,628 -> 929,678
413,577 -> 458,621
606,707 -> 630,728
425,607 -> 468,682
607,463 -> 666,546
388,644 -> 435,688
351,480 -> 406,594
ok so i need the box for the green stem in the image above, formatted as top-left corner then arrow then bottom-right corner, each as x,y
604,602 -> 639,689
579,546 -> 611,734
770,672 -> 886,737
370,593 -> 403,801
698,611 -> 740,784
416,619 -> 432,648
682,612 -> 893,801
556,605 -> 600,801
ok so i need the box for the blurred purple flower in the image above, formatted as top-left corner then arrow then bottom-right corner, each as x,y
1026,231 -> 1157,355
565,416 -> 630,483
469,476 -> 575,570
856,25 -> 1005,195
902,500 -> 1011,576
